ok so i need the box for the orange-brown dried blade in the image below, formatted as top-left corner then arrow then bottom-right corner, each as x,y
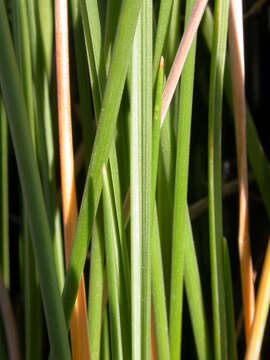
229,0 -> 255,343
55,1 -> 90,359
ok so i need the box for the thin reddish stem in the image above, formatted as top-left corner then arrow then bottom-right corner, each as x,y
55,0 -> 90,359
229,0 -> 255,343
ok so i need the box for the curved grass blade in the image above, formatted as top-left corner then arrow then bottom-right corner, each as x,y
0,2 -> 71,358
207,0 -> 229,358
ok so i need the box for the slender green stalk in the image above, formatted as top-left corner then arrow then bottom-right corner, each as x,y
70,0 -> 94,166
0,2 -> 71,358
101,307 -> 111,360
0,100 -> 9,289
153,0 -> 173,80
223,238 -> 238,360
208,0 -> 229,358
184,208 -> 211,360
130,16 -> 142,359
152,208 -> 170,359
141,2 -> 152,359
23,211 -> 42,360
169,0 -> 198,357
102,165 -> 124,360
88,210 -> 105,360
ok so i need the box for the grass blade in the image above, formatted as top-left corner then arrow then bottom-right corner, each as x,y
169,0 -> 199,357
207,0 -> 229,357
153,0 -> 173,80
228,0 -> 255,342
245,238 -> 270,359
0,100 -> 9,288
88,210 -> 105,360
55,0 -> 89,358
161,0 -> 208,124
152,207 -> 170,359
184,208 -> 211,360
141,2 -> 152,359
0,2 -> 71,357
130,16 -> 142,359
102,165 -> 124,360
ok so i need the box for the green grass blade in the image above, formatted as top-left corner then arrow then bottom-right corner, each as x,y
104,0 -> 121,71
151,57 -> 170,359
62,0 -> 142,325
201,6 -> 270,220
101,307 -> 111,360
23,212 -> 42,360
0,100 -> 9,289
36,0 -> 53,81
184,208 -> 211,360
156,0 -> 180,302
70,0 -> 95,166
88,210 -> 105,360
169,0 -> 198,357
152,207 -> 170,359
0,2 -> 71,358
208,0 -> 229,358
130,16 -> 142,359
14,0 -> 35,151
141,2 -> 152,359
153,0 -> 173,80
102,165 -> 124,360
223,238 -> 238,360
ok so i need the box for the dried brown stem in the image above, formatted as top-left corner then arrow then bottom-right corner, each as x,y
229,0 -> 255,344
55,1 -> 90,359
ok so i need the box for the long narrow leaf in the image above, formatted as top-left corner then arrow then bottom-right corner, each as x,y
208,0 -> 229,357
0,2 -> 71,358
